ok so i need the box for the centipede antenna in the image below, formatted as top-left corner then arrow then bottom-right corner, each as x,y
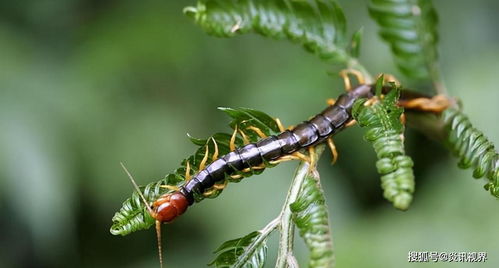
120,162 -> 154,215
156,220 -> 164,268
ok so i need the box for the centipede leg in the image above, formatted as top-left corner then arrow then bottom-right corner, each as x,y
230,174 -> 243,180
211,137 -> 219,160
230,126 -> 238,151
241,163 -> 266,173
269,153 -> 311,165
363,97 -> 379,107
184,161 -> 192,181
246,126 -> 267,138
238,129 -> 250,145
203,180 -> 228,197
399,95 -> 451,113
327,137 -> 339,164
275,118 -> 285,132
160,185 -> 180,191
400,113 -> 406,125
308,147 -> 316,171
382,73 -> 401,87
339,70 -> 352,91
199,145 -> 210,171
345,119 -> 357,128
340,69 -> 366,91
327,98 -> 336,106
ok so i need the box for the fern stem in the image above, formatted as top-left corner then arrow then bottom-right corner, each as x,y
429,61 -> 447,95
233,217 -> 280,268
286,254 -> 299,268
275,145 -> 326,268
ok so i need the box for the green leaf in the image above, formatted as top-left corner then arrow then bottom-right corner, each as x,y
368,0 -> 439,79
290,173 -> 335,268
349,27 -> 363,58
219,107 -> 281,140
209,231 -> 268,268
375,74 -> 384,97
352,85 -> 415,210
184,0 -> 348,62
110,107 -> 283,236
443,108 -> 499,197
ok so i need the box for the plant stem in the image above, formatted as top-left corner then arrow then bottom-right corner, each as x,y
429,61 -> 448,95
275,145 -> 326,268
233,217 -> 280,267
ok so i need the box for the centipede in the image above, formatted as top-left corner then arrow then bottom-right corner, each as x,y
113,75 -> 452,266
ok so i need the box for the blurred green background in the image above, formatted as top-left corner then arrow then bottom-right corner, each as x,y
0,0 -> 498,267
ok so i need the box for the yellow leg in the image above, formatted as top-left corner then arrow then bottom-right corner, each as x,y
400,113 -> 406,125
213,180 -> 228,190
230,126 -> 238,151
345,119 -> 357,128
398,95 -> 451,113
327,137 -> 339,164
199,145 -> 209,171
241,164 -> 266,173
160,185 -> 180,191
238,130 -> 250,145
276,118 -> 295,131
292,152 -> 310,162
246,126 -> 267,139
363,97 -> 379,107
339,69 -> 366,91
327,98 -> 336,106
230,174 -> 243,180
339,70 -> 352,91
275,118 -> 285,132
269,152 -> 311,165
184,161 -> 192,181
382,73 -> 401,87
203,180 -> 229,196
211,137 -> 219,160
308,147 -> 316,171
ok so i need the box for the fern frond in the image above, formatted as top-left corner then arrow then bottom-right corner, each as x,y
184,0 -> 348,62
352,85 -> 415,210
443,108 -> 499,197
290,173 -> 335,268
368,0 -> 439,79
209,231 -> 269,268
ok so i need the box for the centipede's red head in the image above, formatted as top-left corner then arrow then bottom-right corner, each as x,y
152,192 -> 189,222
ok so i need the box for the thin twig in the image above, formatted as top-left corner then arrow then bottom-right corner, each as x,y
233,217 -> 280,267
275,145 -> 326,268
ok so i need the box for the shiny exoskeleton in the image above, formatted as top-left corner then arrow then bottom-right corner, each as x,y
151,84 -> 374,222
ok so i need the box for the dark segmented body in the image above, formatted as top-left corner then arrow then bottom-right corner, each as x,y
179,84 -> 373,204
